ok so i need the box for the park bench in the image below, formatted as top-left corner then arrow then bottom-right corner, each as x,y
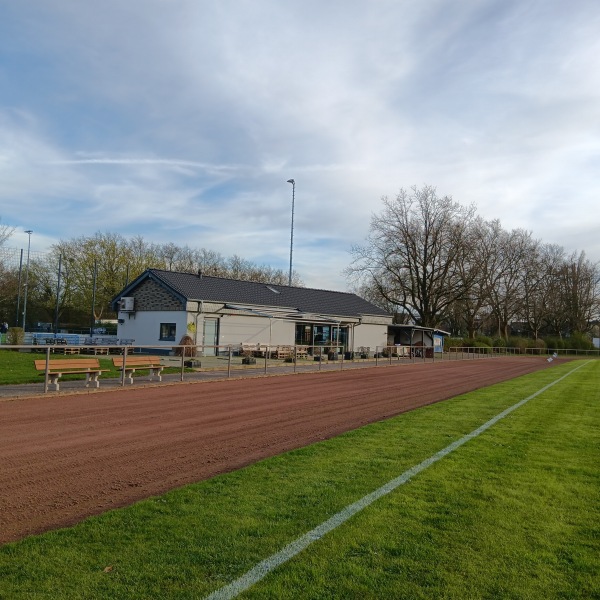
34,358 -> 107,391
112,356 -> 164,384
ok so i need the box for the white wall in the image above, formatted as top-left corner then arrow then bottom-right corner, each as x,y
116,310 -> 188,347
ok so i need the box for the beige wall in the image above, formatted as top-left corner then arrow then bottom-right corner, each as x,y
352,323 -> 389,351
218,315 -> 294,347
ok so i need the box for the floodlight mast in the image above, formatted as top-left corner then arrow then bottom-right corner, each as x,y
21,230 -> 33,331
287,179 -> 295,287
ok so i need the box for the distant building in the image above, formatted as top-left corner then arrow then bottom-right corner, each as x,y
111,269 -> 392,354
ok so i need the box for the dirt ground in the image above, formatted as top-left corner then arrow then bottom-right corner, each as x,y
0,357 -> 557,545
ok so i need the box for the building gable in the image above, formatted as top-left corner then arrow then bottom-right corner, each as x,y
128,278 -> 184,311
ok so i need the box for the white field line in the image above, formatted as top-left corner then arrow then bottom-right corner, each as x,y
205,361 -> 589,600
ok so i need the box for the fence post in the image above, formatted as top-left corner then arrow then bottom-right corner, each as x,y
227,345 -> 232,378
180,345 -> 185,381
121,345 -> 128,387
44,346 -> 50,393
264,347 -> 268,374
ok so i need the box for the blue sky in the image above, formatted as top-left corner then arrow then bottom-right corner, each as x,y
1,0 -> 599,290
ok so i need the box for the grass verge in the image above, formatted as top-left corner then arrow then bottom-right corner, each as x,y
0,360 -> 597,598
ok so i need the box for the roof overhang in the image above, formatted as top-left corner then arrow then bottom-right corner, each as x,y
388,324 -> 451,336
222,304 -> 352,325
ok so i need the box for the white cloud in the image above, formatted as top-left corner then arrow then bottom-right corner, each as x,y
1,0 -> 599,290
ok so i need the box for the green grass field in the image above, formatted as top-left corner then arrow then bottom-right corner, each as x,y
0,360 -> 598,599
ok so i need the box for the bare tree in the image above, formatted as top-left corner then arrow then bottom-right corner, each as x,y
558,251 -> 599,334
521,243 -> 564,339
347,185 -> 476,327
0,218 -> 14,247
0,219 -> 17,320
485,227 -> 534,339
450,217 -> 500,338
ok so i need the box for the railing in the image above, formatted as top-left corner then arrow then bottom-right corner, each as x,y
1,342 -> 597,393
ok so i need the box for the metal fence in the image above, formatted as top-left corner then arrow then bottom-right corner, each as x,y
1,342 -> 597,394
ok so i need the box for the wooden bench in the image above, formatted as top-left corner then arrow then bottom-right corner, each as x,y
35,358 -> 107,391
112,356 -> 164,384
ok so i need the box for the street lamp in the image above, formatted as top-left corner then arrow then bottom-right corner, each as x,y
21,230 -> 33,331
287,178 -> 295,287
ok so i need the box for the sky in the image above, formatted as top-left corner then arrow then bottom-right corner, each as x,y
1,0 -> 599,291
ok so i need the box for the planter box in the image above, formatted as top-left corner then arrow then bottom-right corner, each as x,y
242,357 -> 257,365
184,359 -> 201,368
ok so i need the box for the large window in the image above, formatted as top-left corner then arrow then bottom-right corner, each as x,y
295,323 -> 348,351
159,322 -> 176,341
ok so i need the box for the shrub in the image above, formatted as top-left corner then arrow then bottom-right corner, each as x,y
507,336 -> 529,354
174,334 -> 197,357
474,335 -> 493,347
544,336 -> 565,351
443,338 -> 464,351
7,327 -> 24,346
492,337 -> 506,348
567,332 -> 594,350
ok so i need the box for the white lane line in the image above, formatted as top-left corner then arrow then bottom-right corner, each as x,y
205,362 -> 587,600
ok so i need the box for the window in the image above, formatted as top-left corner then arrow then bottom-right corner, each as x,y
159,323 -> 176,341
295,323 -> 349,351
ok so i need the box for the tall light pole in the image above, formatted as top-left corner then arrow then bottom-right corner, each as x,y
287,178 -> 295,287
21,230 -> 33,331
54,254 -> 63,336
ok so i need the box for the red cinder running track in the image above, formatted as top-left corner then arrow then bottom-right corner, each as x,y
0,357 -> 556,544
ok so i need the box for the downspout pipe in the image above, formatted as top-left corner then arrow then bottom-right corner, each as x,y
194,300 -> 203,345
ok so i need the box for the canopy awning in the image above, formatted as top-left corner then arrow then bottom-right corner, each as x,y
222,304 -> 347,325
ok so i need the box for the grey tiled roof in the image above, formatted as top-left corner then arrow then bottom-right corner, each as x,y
146,269 -> 390,318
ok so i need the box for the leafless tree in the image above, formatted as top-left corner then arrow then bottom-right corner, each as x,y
521,243 -> 563,339
450,218 -> 501,338
347,185 -> 476,327
485,227 -> 534,338
558,251 -> 600,334
0,218 -> 14,247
